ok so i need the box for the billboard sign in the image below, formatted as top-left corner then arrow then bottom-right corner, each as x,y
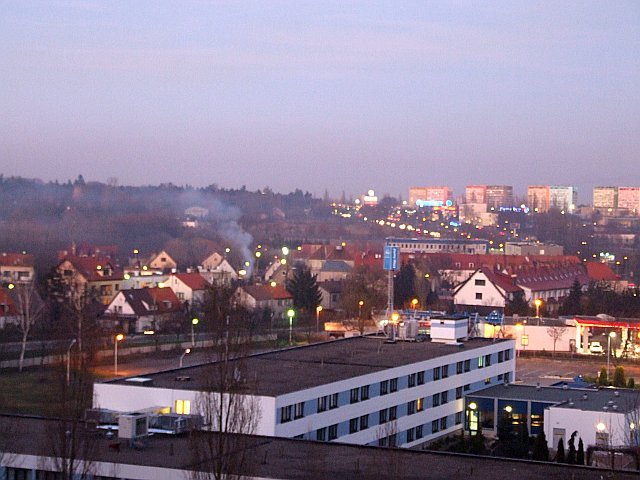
383,246 -> 400,271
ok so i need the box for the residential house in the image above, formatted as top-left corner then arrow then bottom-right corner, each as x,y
235,284 -> 293,320
198,252 -> 238,284
453,267 -> 523,315
585,262 -> 626,292
163,273 -> 210,309
148,250 -> 178,272
515,265 -> 590,313
0,252 -> 35,284
318,280 -> 343,310
56,255 -> 124,305
102,286 -> 183,333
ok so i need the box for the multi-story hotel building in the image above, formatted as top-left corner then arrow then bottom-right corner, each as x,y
94,332 -> 515,449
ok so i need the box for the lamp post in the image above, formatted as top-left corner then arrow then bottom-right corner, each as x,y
114,333 -> 124,376
316,305 -> 323,333
607,331 -> 616,382
191,317 -> 199,347
358,300 -> 364,319
180,348 -> 191,368
534,298 -> 542,318
411,298 -> 418,317
66,338 -> 76,386
287,308 -> 295,344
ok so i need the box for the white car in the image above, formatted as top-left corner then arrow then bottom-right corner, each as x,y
589,341 -> 604,354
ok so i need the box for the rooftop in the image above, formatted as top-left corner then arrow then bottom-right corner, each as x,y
1,414 -> 636,480
108,335 -> 512,397
470,384 -> 640,413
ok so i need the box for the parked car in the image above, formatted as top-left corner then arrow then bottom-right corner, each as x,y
589,341 -> 604,354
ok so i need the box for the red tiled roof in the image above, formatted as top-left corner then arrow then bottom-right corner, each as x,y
173,273 -> 209,291
480,267 -> 522,294
64,256 -> 123,282
242,284 -> 292,302
0,253 -> 34,267
515,265 -> 588,292
402,252 -> 581,273
585,262 -> 619,282
118,287 -> 182,316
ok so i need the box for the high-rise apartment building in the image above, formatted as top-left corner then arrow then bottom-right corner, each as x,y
616,187 -> 640,213
464,185 -> 486,204
549,186 -> 577,211
409,186 -> 451,206
527,186 -> 550,212
593,187 -> 618,209
464,185 -> 512,209
485,185 -> 513,209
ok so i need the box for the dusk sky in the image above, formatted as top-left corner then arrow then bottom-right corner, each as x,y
1,1 -> 639,202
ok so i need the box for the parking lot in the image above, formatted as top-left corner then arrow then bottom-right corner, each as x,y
516,355 -> 640,386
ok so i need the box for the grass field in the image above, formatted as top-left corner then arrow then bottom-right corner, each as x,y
0,366 -> 106,417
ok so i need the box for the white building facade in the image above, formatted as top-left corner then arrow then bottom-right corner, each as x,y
94,336 -> 515,448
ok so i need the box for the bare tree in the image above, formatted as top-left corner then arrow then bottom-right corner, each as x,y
12,281 -> 45,372
47,350 -> 98,479
546,325 -> 567,357
190,311 -> 262,480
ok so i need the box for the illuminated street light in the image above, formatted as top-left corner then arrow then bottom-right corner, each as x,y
114,333 -> 124,376
287,308 -> 295,344
534,298 -> 542,318
316,305 -> 323,333
282,246 -> 290,256
358,300 -> 364,319
191,318 -> 199,347
180,348 -> 191,368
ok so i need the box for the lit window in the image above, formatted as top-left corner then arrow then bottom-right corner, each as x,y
175,399 -> 191,415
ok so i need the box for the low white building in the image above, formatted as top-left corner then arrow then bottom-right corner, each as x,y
94,333 -> 515,448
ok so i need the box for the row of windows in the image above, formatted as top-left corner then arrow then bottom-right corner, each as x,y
281,401 -> 305,423
349,414 -> 370,433
316,424 -> 338,441
350,385 -> 370,403
282,350 -> 513,424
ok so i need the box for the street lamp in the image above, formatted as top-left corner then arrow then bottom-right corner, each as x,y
191,318 -> 199,347
607,331 -> 617,382
114,333 -> 124,376
180,348 -> 191,368
358,300 -> 364,319
66,338 -> 76,386
316,305 -> 323,333
287,308 -> 295,344
411,298 -> 418,316
534,298 -> 542,318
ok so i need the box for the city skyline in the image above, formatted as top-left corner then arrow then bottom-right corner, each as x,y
1,1 -> 639,200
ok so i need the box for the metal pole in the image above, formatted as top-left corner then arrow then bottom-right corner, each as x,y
66,338 -> 76,386
607,334 -> 611,382
114,339 -> 118,376
289,316 -> 292,344
191,323 -> 195,347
